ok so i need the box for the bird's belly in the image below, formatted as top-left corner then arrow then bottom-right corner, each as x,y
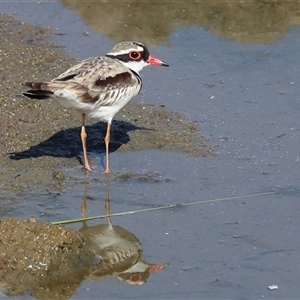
54,95 -> 91,111
89,87 -> 140,122
89,95 -> 132,122
54,86 -> 139,123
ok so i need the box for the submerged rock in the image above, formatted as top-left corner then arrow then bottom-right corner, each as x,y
0,217 -> 94,297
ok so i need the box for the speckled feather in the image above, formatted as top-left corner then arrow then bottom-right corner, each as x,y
60,57 -> 138,99
23,55 -> 141,121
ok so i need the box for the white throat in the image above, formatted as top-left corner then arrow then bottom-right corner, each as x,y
120,60 -> 149,73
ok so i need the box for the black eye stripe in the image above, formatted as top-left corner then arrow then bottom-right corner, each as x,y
106,52 -> 146,62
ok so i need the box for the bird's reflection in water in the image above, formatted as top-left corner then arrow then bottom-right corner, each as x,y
80,172 -> 169,285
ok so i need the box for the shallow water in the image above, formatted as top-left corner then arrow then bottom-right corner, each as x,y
1,1 -> 300,299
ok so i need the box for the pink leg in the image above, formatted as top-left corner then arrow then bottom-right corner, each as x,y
80,113 -> 92,171
103,122 -> 111,174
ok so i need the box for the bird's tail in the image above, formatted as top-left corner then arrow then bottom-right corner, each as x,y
22,82 -> 53,100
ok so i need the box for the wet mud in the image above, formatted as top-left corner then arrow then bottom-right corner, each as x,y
0,217 -> 93,297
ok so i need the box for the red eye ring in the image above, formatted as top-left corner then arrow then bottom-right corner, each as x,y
129,51 -> 142,60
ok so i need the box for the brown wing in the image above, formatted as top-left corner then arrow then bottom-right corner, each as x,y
49,56 -> 140,105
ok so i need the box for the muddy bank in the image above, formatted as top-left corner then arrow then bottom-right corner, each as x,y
0,217 -> 93,297
0,13 -> 213,194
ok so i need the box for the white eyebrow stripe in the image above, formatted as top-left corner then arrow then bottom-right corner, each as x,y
107,46 -> 144,56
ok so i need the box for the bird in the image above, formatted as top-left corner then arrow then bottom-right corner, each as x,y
22,41 -> 169,173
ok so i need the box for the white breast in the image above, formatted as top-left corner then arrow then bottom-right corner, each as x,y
53,84 -> 140,124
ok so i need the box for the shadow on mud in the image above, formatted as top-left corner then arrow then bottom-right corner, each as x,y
9,120 -> 151,161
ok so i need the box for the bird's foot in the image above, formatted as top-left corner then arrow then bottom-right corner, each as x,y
83,163 -> 93,172
102,168 -> 111,174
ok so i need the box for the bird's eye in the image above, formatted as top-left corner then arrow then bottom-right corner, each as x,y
129,51 -> 142,60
